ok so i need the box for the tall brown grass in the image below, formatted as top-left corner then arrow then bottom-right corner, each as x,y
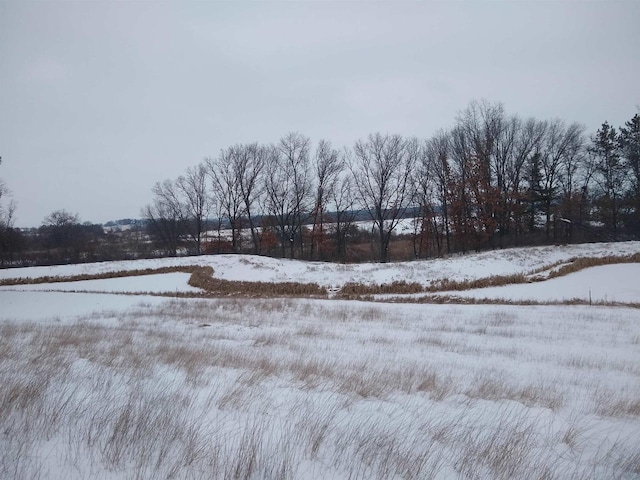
0,266 -> 201,286
1,265 -> 328,298
188,266 -> 327,297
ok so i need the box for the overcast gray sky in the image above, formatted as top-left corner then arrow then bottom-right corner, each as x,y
1,0 -> 639,227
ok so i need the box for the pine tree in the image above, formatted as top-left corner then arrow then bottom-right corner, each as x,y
590,122 -> 624,239
619,114 -> 640,236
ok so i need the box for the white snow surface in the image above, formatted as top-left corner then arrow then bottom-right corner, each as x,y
0,290 -> 167,321
2,240 -> 639,289
434,264 -> 640,303
1,272 -> 201,294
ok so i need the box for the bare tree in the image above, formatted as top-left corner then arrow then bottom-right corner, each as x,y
264,146 -> 291,257
0,158 -> 12,229
0,160 -> 18,266
144,165 -> 212,256
281,132 -> 312,258
40,210 -> 84,263
176,164 -> 212,254
492,113 -> 516,239
462,100 -> 504,183
206,149 -> 245,252
237,143 -> 267,254
310,139 -> 343,260
423,130 -> 452,254
0,170 -> 15,233
330,174 -> 356,262
351,133 -> 416,263
206,144 -> 267,254
536,120 -> 585,240
143,180 -> 184,256
448,101 -> 503,251
509,118 -> 546,242
264,133 -> 312,258
448,124 -> 497,252
492,114 -> 520,245
555,124 -> 587,241
412,131 -> 459,257
0,202 -> 17,267
0,190 -> 15,232
411,157 -> 437,258
484,115 -> 547,245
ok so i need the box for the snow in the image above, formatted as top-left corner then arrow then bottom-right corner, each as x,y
2,240 -> 640,290
1,272 -> 201,294
0,290 -> 167,321
434,264 -> 640,303
1,241 -> 640,478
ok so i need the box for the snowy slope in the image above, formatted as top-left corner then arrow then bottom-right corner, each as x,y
430,263 -> 640,303
2,272 -> 201,294
0,290 -> 167,321
2,241 -> 639,289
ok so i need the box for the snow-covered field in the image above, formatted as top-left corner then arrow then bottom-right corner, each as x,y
2,240 -> 640,290
433,264 -> 640,304
1,242 -> 640,479
1,272 -> 200,295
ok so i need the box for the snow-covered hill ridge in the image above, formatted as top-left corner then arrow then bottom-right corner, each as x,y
2,241 -> 639,288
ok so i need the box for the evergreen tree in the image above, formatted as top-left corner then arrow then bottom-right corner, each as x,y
619,114 -> 640,236
590,122 -> 625,239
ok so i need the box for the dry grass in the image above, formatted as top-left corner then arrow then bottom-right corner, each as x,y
188,266 -> 327,297
380,294 -> 640,309
546,253 -> 640,278
596,394 -> 640,418
333,253 -> 640,304
466,374 -> 565,411
1,299 -> 640,479
427,273 -> 528,292
337,280 -> 425,297
337,253 -> 640,301
0,265 -> 202,286
1,265 -> 328,298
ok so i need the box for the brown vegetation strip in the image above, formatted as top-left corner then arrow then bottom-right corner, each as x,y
0,265 -> 328,298
336,292 -> 640,308
426,273 -> 527,292
546,253 -> 640,279
337,253 -> 640,297
335,273 -> 530,297
0,266 -> 200,286
188,266 -> 327,297
337,280 -> 425,297
380,294 -> 640,309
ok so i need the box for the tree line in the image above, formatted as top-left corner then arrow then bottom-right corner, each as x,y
143,100 -> 640,262
0,209 -> 147,267
1,100 -> 639,267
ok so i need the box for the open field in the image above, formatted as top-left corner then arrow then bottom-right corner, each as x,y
3,241 -> 640,303
1,242 -> 640,479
